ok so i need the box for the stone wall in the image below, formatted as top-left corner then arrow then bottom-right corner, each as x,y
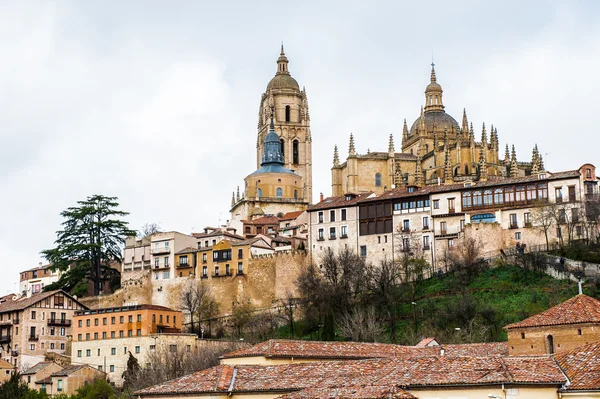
507,323 -> 600,356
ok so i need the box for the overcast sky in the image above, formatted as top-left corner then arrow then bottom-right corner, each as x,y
1,1 -> 599,295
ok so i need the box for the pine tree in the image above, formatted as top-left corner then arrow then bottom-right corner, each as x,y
122,352 -> 142,390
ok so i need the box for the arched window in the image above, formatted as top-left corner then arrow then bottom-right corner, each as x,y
293,140 -> 299,164
465,165 -> 469,175
285,105 -> 291,122
375,173 -> 382,187
294,189 -> 298,199
494,189 -> 504,204
257,188 -> 262,198
483,190 -> 493,206
276,187 -> 283,197
280,139 -> 285,160
473,190 -> 482,207
429,95 -> 433,104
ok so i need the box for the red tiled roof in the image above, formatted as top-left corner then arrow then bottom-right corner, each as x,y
220,339 -> 417,360
243,215 -> 280,225
555,341 -> 600,391
415,338 -> 437,347
440,342 -> 508,357
135,355 -> 566,397
505,294 -> 600,329
278,386 -> 416,399
280,211 -> 304,221
308,193 -> 374,211
0,290 -> 86,313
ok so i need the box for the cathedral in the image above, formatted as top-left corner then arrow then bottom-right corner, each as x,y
331,64 -> 545,196
229,47 -> 312,231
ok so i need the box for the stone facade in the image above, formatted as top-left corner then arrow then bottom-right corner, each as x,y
332,65 -> 544,196
507,323 -> 600,356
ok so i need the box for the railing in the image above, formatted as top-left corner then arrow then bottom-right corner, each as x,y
237,270 -> 244,275
401,228 -> 411,233
151,247 -> 171,255
176,262 -> 191,268
153,264 -> 170,269
0,320 -> 12,326
48,318 -> 71,327
509,223 -> 518,229
329,235 -> 337,240
423,245 -> 431,250
317,237 -> 325,241
448,208 -> 456,214
28,335 -> 39,341
0,336 -> 10,343
340,234 -> 348,239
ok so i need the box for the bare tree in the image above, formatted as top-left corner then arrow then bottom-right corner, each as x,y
531,201 -> 557,249
179,280 -> 217,335
139,222 -> 162,238
275,289 -> 300,339
365,258 -> 404,342
447,236 -> 484,284
338,307 -> 386,342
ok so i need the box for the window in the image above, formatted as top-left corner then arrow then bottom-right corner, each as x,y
341,225 -> 348,238
77,350 -> 82,357
86,319 -> 90,327
85,333 -> 90,340
94,318 -> 98,326
558,209 -> 566,224
440,221 -> 447,234
110,365 -> 115,372
103,317 -> 107,325
164,256 -> 169,267
402,219 -> 410,232
330,210 -> 336,222
555,187 -> 563,202
128,315 -> 133,323
285,105 -> 291,122
494,189 -> 503,204
462,192 -> 472,209
473,191 -> 482,206
135,346 -> 140,353
155,258 -> 159,268
237,249 -> 243,259
375,173 -> 382,187
78,334 -> 82,341
524,212 -> 532,226
98,366 -> 103,371
423,235 -> 430,250
111,317 -> 116,324
448,239 -> 455,248
568,186 -> 576,202
93,332 -> 98,340
102,332 -> 106,339
483,190 -> 492,206
515,232 -> 522,240
360,245 -> 367,257
329,227 -> 336,239
505,187 -> 514,204
527,185 -> 537,201
423,217 -> 429,229
78,320 -> 82,327
215,266 -> 219,276
169,344 -> 177,353
30,344 -> 35,351
111,331 -> 115,338
509,213 -> 518,228
238,262 -> 244,274
257,188 -> 262,197
318,212 -> 324,223
448,198 -> 456,211
318,228 -> 324,240
179,255 -> 188,266
57,380 -> 63,392
341,209 -> 347,221
111,348 -> 116,355
86,349 -> 91,357
460,219 -> 465,232
120,316 -> 124,324
31,311 -> 36,320
119,331 -> 124,338
163,271 -> 170,279
203,266 -> 208,276
50,343 -> 54,349
521,332 -> 525,339
433,200 -> 440,209
402,238 -> 410,252
292,140 -> 300,165
276,187 -> 283,197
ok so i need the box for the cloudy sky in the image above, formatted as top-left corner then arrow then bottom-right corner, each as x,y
1,1 -> 598,294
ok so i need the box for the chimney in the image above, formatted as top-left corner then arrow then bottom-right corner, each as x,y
320,193 -> 324,202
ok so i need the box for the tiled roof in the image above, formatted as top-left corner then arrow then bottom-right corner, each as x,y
309,193 -> 374,211
0,290 -> 85,314
415,337 -> 437,347
280,211 -> 304,220
220,339 -> 417,360
505,294 -> 600,329
35,377 -> 53,384
0,359 -> 14,369
135,356 -> 565,396
555,341 -> 600,391
243,215 -> 280,225
51,364 -> 88,377
440,342 -> 508,357
277,386 -> 416,399
192,231 -> 244,240
175,246 -> 202,255
22,362 -> 54,375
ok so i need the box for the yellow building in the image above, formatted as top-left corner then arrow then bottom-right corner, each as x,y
230,47 -> 311,231
332,64 -> 543,196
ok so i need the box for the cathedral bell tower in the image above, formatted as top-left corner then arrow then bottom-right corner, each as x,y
257,46 -> 313,202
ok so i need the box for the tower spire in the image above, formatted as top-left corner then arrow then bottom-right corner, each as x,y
349,133 -> 356,156
504,144 -> 510,162
333,145 -> 340,167
424,63 -> 444,112
510,145 -> 519,178
388,134 -> 395,154
462,108 -> 469,135
276,44 -> 290,75
402,119 -> 409,143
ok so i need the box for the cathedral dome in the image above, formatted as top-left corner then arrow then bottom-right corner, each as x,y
409,111 -> 460,136
267,74 -> 300,91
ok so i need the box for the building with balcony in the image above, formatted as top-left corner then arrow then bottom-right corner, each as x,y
19,263 -> 62,298
71,304 -> 193,386
192,226 -> 244,249
0,290 -> 87,370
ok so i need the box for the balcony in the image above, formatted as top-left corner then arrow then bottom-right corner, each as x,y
422,225 -> 430,231
340,234 -> 348,239
28,335 -> 39,341
448,208 -> 456,214
151,246 -> 171,255
317,237 -> 325,241
0,320 -> 12,326
176,262 -> 192,268
524,222 -> 532,228
329,235 -> 337,240
48,318 -> 71,327
0,336 -> 10,344
401,228 -> 411,233
509,223 -> 518,229
153,264 -> 171,270
423,245 -> 431,251
237,270 -> 244,275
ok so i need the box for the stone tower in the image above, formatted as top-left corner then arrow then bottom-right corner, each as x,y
257,46 -> 313,202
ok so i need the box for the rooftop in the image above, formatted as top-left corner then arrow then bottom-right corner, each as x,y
555,341 -> 600,391
505,294 -> 600,329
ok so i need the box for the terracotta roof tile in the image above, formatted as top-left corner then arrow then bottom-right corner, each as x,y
308,193 -> 374,211
280,211 -> 304,220
22,362 -> 54,375
0,290 -> 85,314
505,294 -> 600,329
277,386 -> 416,399
135,355 -> 566,397
555,341 -> 600,391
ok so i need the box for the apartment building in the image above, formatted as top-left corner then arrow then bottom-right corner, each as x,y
71,304 -> 189,386
123,232 -> 197,280
193,226 -> 244,248
309,164 -> 599,270
19,264 -> 62,298
0,290 -> 87,370
175,238 -> 274,280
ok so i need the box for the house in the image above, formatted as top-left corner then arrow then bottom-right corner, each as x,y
0,359 -> 15,383
0,290 -> 87,370
50,364 -> 106,395
505,293 -> 600,355
21,361 -> 62,393
19,264 -> 62,298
